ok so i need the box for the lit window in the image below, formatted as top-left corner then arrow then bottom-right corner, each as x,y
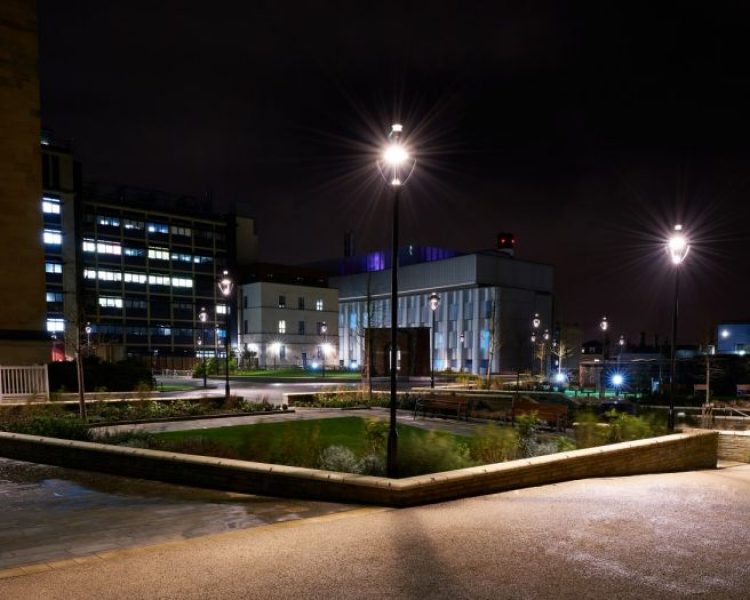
123,272 -> 147,284
42,197 -> 61,214
99,296 -> 123,308
82,239 -> 121,255
46,318 -> 65,333
148,247 -> 170,261
278,320 -> 286,334
46,291 -> 64,302
97,215 -> 120,227
216,305 -> 227,314
316,299 -> 324,311
45,262 -> 63,274
171,252 -> 193,262
123,219 -> 144,230
43,229 -> 62,245
172,278 -> 193,288
148,274 -> 170,286
147,222 -> 169,234
124,247 -> 145,257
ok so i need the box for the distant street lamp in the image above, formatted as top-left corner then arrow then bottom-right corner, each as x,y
217,270 -> 234,402
599,316 -> 608,399
377,123 -> 415,478
542,329 -> 550,379
667,224 -> 690,431
429,293 -> 440,388
459,332 -> 465,373
198,306 -> 208,388
85,322 -> 92,356
530,332 -> 537,377
320,322 -> 328,379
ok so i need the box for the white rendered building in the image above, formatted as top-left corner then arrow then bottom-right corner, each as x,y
237,281 -> 339,369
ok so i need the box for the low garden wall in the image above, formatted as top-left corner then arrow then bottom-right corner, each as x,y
0,430 -> 717,507
717,430 -> 750,462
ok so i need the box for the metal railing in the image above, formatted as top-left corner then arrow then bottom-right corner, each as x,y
0,365 -> 50,403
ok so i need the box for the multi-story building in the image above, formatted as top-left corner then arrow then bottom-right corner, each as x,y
0,0 -> 50,365
329,247 -> 554,376
38,141 -> 259,367
236,264 -> 338,369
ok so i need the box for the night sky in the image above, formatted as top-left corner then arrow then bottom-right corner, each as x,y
38,1 -> 750,343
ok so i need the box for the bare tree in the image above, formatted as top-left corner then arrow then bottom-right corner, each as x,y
486,298 -> 502,388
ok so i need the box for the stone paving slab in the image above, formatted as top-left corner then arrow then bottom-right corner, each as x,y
0,458 -> 356,570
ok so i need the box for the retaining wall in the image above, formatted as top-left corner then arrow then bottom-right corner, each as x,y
717,430 -> 750,462
0,431 -> 717,507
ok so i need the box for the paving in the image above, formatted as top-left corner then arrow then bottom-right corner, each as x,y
0,458 -> 355,571
1,463 -> 749,598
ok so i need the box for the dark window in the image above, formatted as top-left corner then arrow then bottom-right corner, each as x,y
244,320 -> 248,334
298,297 -> 305,310
279,295 -> 286,308
298,321 -> 305,335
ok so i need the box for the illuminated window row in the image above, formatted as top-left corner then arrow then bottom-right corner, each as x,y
148,247 -> 170,261
46,291 -> 64,302
46,318 -> 65,333
45,262 -> 62,274
83,239 -> 122,255
83,269 -> 193,288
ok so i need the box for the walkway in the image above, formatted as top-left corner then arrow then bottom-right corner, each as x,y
1,464 -> 748,598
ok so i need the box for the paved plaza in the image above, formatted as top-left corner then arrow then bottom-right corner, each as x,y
1,462 -> 749,599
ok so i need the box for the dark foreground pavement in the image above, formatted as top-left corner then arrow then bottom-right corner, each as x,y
2,464 -> 749,599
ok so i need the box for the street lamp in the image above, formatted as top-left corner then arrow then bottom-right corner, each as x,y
377,123 -> 416,478
198,306 -> 208,388
598,316 -> 609,398
429,293 -> 440,388
530,332 -> 537,377
320,322 -> 328,379
217,270 -> 234,402
542,329 -> 550,379
611,372 -> 624,398
667,224 -> 690,431
85,322 -> 92,356
459,332 -> 465,373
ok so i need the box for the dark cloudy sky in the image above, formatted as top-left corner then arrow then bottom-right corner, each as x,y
38,1 -> 750,343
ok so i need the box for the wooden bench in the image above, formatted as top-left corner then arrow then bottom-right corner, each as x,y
415,396 -> 468,421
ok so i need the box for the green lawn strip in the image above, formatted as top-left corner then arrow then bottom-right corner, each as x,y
231,369 -> 360,379
152,416 -> 463,461
157,384 -> 198,392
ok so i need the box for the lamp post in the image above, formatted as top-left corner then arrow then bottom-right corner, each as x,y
198,306 -> 208,388
85,323 -> 92,357
531,313 -> 541,376
377,123 -> 415,478
542,329 -> 550,380
599,316 -> 608,399
459,332 -> 465,373
320,322 -> 328,379
217,270 -> 234,402
429,293 -> 440,388
667,225 -> 690,431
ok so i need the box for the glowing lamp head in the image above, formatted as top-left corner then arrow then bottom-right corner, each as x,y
554,372 -> 567,384
530,333 -> 537,343
667,225 -> 690,265
198,307 -> 208,323
543,329 -> 550,341
383,144 -> 409,166
320,322 -> 328,335
532,313 -> 541,329
429,292 -> 440,312
611,373 -> 624,387
217,270 -> 233,297
600,316 -> 608,332
619,335 -> 625,347
721,329 -> 730,339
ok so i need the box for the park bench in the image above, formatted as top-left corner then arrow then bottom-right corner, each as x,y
415,396 -> 468,421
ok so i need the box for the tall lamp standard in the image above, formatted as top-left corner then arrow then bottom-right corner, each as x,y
531,313 -> 541,375
667,225 -> 690,431
85,322 -> 92,356
459,332 -> 465,373
429,293 -> 440,388
217,271 -> 234,402
542,329 -> 550,379
599,316 -> 608,399
198,307 -> 208,388
320,322 -> 328,379
377,123 -> 415,478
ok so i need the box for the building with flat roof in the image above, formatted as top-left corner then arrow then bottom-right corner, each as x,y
330,248 -> 554,376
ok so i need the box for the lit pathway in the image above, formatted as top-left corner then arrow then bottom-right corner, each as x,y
1,464 -> 748,598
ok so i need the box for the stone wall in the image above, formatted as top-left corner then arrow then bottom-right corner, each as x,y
717,431 -> 750,462
0,431 -> 717,507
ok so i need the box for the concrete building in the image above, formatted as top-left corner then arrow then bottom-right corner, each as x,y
0,0 -> 49,364
237,265 -> 338,370
330,248 -> 554,376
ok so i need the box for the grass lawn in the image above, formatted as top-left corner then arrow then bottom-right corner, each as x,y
153,416 -> 462,461
157,384 -> 200,392
232,368 -> 360,379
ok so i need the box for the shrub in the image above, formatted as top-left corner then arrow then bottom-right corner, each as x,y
356,453 -> 386,476
606,411 -> 665,443
319,445 -> 359,472
469,423 -> 518,463
398,431 -> 473,477
1,415 -> 92,441
364,419 -> 389,454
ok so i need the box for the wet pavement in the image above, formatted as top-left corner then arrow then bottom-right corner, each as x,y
0,458 -> 355,570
